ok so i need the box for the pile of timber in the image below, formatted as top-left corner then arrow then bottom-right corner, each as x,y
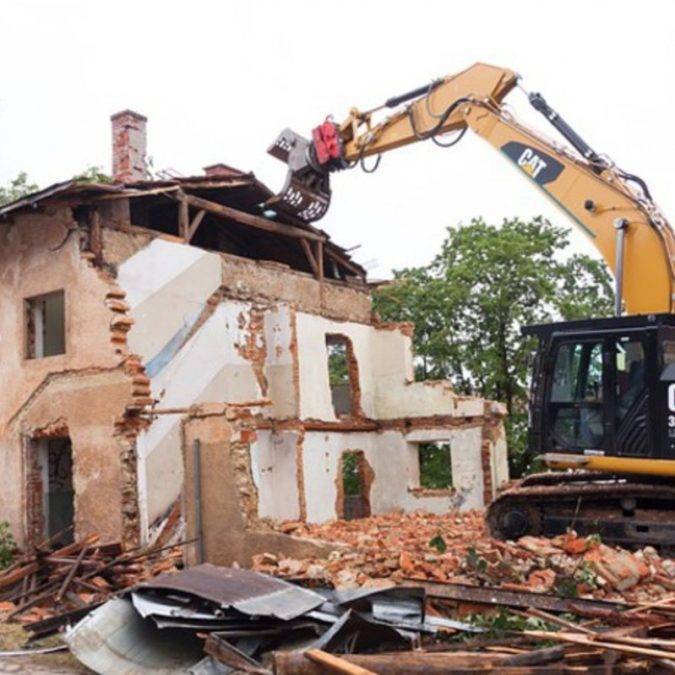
274,595 -> 675,674
0,532 -> 183,638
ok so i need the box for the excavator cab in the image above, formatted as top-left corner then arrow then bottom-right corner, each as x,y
486,314 -> 675,548
526,314 -> 675,464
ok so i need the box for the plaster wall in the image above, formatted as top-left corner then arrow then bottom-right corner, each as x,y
250,430 -> 301,522
295,314 -> 485,421
301,428 -> 486,523
182,414 -> 332,567
116,238 -> 307,536
0,208 -> 130,546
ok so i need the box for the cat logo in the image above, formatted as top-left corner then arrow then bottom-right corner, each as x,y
517,148 -> 548,179
501,142 -> 564,186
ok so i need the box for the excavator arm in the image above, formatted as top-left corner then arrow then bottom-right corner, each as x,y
268,63 -> 675,315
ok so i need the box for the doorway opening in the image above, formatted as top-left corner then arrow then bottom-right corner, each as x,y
35,437 -> 75,544
340,450 -> 372,520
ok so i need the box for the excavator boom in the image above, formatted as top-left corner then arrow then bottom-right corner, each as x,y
268,63 -> 675,316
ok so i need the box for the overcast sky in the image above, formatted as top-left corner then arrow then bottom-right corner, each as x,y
1,0 -> 673,276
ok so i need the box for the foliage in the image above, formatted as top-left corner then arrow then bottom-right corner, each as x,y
0,522 -> 16,570
342,452 -> 362,496
373,217 -> 614,476
465,547 -> 488,574
574,561 -> 600,589
72,166 -> 112,184
467,608 -> 554,635
327,341 -> 349,387
0,166 -> 112,209
429,533 -> 447,553
0,172 -> 39,206
418,443 -> 452,489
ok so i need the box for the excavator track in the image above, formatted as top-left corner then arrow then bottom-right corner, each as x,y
487,471 -> 675,553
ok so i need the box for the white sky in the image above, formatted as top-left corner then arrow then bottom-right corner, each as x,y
1,0 -> 673,276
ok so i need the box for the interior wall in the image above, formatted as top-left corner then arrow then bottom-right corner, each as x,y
250,429 -> 301,521
182,414 -> 333,567
300,429 -> 485,523
295,313 -> 487,421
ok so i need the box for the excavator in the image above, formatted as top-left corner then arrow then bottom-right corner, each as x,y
267,63 -> 675,550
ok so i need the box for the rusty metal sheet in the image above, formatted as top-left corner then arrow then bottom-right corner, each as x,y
138,564 -> 325,621
402,579 -> 629,616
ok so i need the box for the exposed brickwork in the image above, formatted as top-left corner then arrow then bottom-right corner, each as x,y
24,438 -> 44,549
111,110 -> 148,182
235,307 -> 269,397
295,428 -> 307,521
481,401 -> 508,505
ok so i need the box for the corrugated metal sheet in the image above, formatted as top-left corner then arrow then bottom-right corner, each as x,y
138,563 -> 325,621
64,597 -> 224,674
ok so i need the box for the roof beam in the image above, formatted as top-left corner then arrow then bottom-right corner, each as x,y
186,209 -> 206,242
299,238 -> 319,278
179,193 -> 326,243
325,246 -> 365,278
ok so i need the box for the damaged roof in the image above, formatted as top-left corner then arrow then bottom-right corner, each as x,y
0,172 -> 365,281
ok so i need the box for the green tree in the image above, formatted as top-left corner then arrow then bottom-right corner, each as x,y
72,166 -> 112,184
0,172 -> 39,206
373,217 -> 614,476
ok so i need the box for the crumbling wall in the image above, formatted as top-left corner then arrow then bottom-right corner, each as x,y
99,227 -> 506,543
0,207 -> 143,547
182,408 -> 333,567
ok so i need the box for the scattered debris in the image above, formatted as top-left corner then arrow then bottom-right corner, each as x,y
258,510 -> 675,604
64,564 -> 433,673
0,532 -> 184,639
3,511 -> 675,672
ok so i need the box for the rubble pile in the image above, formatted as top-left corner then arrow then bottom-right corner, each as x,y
62,562 -> 675,674
256,510 -> 675,603
0,532 -> 182,638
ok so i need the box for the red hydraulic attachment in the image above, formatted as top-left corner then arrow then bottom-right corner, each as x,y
311,120 -> 343,166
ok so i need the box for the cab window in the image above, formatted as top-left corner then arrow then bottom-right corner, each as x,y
614,338 -> 645,428
549,341 -> 604,450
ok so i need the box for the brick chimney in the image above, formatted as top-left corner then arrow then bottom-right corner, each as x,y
203,163 -> 241,178
111,110 -> 148,182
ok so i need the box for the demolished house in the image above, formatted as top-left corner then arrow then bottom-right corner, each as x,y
0,110 -> 508,565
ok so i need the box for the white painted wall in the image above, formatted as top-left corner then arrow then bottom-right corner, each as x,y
295,314 -> 376,420
295,313 -> 487,421
301,428 -> 485,523
118,238 -> 222,365
251,430 -> 300,521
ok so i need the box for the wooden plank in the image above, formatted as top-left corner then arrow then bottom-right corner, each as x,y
178,192 -> 189,240
275,650 -> 574,675
300,238 -> 319,277
304,650 -> 376,675
89,209 -> 102,262
181,193 -> 326,242
55,543 -> 89,602
204,633 -> 267,673
186,209 -> 206,242
525,629 -> 675,660
403,578 -> 628,616
325,246 -> 364,278
316,240 -> 324,283
0,563 -> 39,590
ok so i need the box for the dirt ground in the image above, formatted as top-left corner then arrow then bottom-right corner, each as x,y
0,622 -> 89,674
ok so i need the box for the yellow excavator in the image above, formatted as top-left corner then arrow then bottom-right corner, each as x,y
268,63 -> 675,550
